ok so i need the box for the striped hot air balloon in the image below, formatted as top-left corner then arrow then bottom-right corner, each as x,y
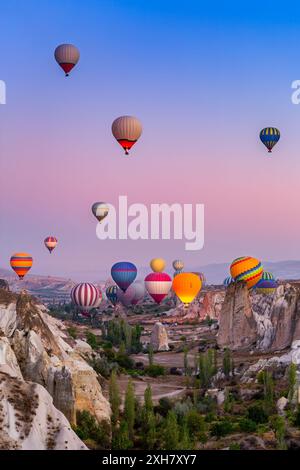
144,272 -> 172,304
111,116 -> 142,155
230,256 -> 263,289
111,262 -> 137,292
172,273 -> 202,306
260,127 -> 280,153
44,236 -> 58,254
91,202 -> 109,223
223,276 -> 234,287
106,285 -> 119,306
54,44 -> 80,76
254,272 -> 277,295
71,283 -> 101,315
10,253 -> 33,279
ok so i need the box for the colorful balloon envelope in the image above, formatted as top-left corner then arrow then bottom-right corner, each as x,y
10,253 -> 33,279
111,116 -> 142,155
44,236 -> 58,254
150,258 -> 166,273
117,284 -> 136,307
91,202 -> 109,223
172,259 -> 184,272
106,285 -> 119,306
111,262 -> 137,292
192,272 -> 206,285
144,272 -> 172,304
223,276 -> 234,287
71,282 -> 101,315
260,127 -> 280,153
172,272 -> 202,306
54,44 -> 80,76
230,256 -> 263,289
254,272 -> 277,295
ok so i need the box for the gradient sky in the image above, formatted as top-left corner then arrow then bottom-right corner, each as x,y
1,0 -> 300,280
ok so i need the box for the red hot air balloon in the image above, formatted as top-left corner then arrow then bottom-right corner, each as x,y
54,44 -> 80,76
111,116 -> 142,155
71,283 -> 101,316
144,272 -> 172,304
44,236 -> 58,254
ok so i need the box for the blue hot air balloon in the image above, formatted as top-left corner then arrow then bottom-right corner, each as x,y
106,285 -> 119,306
223,276 -> 234,287
111,262 -> 137,292
260,127 -> 280,153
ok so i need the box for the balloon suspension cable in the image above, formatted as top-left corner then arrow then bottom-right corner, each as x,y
125,149 -> 129,155
268,149 -> 272,153
65,73 -> 69,77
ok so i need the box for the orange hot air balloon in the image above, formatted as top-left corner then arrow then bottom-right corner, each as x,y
172,272 -> 202,306
150,258 -> 166,273
10,253 -> 33,279
230,256 -> 263,289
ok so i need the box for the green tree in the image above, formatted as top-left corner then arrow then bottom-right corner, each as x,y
112,420 -> 132,450
145,411 -> 156,449
163,410 -> 179,450
270,415 -> 287,450
262,370 -> 274,414
144,385 -> 154,414
199,349 -> 215,390
148,344 -> 154,366
124,380 -> 135,438
109,370 -> 121,426
287,363 -> 297,405
179,419 -> 193,450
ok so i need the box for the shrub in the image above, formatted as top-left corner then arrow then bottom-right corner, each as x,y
67,326 -> 77,339
185,409 -> 206,437
115,352 -> 135,370
156,397 -> 173,417
210,418 -> 234,438
74,410 -> 111,449
86,331 -> 99,350
239,417 -> 257,433
144,364 -> 166,377
247,404 -> 268,424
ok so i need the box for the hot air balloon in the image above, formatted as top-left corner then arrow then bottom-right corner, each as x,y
131,281 -> 145,305
254,272 -> 277,295
172,273 -> 202,306
71,283 -> 101,315
54,44 -> 80,76
223,276 -> 234,287
144,272 -> 172,304
230,256 -> 263,289
106,285 -> 119,306
150,258 -> 166,273
260,127 -> 280,153
111,116 -> 142,155
92,202 -> 109,223
10,253 -> 33,280
111,262 -> 137,292
117,284 -> 136,307
173,260 -> 184,272
192,272 -> 206,285
44,236 -> 58,254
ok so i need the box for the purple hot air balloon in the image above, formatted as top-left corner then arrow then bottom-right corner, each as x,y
111,261 -> 137,292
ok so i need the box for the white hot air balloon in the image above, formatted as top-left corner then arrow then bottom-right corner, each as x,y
112,116 -> 142,155
54,44 -> 80,76
91,202 -> 109,223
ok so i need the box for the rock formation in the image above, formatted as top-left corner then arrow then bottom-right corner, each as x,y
150,322 -> 169,351
217,282 -> 300,352
0,286 -> 111,431
217,282 -> 257,350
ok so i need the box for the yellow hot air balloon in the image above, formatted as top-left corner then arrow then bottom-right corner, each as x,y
150,258 -> 166,273
172,272 -> 202,306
